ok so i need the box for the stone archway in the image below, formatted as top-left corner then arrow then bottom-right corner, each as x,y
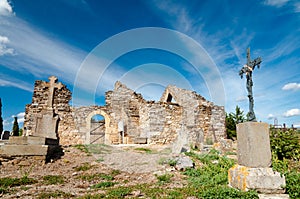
85,109 -> 111,144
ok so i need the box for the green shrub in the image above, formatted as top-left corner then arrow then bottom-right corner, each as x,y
270,129 -> 300,160
285,171 -> 300,199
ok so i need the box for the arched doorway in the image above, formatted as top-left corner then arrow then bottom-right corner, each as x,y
86,110 -> 110,144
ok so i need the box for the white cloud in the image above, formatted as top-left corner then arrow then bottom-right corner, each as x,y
267,114 -> 276,120
283,108 -> 300,117
0,0 -> 13,16
11,112 -> 25,124
263,0 -> 290,7
0,35 -> 14,56
282,82 -> 300,91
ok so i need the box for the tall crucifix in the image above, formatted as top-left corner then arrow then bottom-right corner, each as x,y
239,48 -> 262,122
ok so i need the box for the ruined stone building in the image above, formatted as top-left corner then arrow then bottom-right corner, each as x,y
23,77 -> 226,146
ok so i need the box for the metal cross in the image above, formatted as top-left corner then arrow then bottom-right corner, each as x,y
239,48 -> 262,122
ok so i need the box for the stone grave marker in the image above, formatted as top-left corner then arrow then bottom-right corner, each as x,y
1,131 -> 10,140
228,122 -> 287,196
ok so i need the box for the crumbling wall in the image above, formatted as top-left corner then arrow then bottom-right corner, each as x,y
160,85 -> 226,144
24,77 -> 225,146
139,102 -> 182,144
104,82 -> 146,144
23,79 -> 81,145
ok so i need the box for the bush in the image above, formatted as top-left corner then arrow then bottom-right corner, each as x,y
270,129 -> 300,160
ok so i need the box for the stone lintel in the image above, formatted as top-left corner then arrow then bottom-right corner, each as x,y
237,122 -> 272,167
228,164 -> 286,194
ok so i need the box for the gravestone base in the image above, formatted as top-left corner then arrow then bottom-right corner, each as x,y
228,164 -> 286,194
0,136 -> 62,163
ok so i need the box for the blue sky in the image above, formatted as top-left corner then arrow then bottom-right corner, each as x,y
0,0 -> 300,131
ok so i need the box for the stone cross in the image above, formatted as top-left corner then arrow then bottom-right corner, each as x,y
239,48 -> 262,122
43,76 -> 63,110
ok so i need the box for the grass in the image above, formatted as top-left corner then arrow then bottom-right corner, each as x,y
74,144 -> 112,156
77,173 -> 114,182
155,173 -> 173,185
134,147 -> 153,154
43,175 -> 64,185
37,191 -> 73,199
0,176 -> 37,194
91,181 -> 117,189
158,157 -> 177,166
74,162 -> 92,171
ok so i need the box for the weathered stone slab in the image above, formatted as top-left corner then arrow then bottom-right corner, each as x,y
35,111 -> 59,139
175,156 -> 194,171
237,122 -> 271,167
0,145 -> 55,156
228,164 -> 285,194
8,136 -> 58,145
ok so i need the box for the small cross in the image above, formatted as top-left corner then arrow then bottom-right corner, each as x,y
46,76 -> 63,109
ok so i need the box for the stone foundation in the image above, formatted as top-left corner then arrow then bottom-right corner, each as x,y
228,164 -> 286,194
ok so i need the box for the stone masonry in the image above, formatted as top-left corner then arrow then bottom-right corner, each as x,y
23,77 -> 226,146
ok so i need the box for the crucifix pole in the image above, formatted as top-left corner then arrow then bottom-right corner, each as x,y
239,48 -> 262,122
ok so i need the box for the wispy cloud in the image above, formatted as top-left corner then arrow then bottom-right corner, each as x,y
0,13 -> 89,91
282,82 -> 300,91
0,76 -> 33,92
0,0 -> 13,16
283,108 -> 300,117
294,2 -> 300,12
263,0 -> 290,7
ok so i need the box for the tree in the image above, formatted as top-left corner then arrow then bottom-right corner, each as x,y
0,98 -> 3,134
12,116 -> 19,136
225,106 -> 246,140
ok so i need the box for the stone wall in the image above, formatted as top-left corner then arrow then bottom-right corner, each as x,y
23,79 -> 81,145
23,77 -> 226,146
160,85 -> 226,144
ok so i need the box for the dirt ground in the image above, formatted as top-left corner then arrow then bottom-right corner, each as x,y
0,144 -> 188,198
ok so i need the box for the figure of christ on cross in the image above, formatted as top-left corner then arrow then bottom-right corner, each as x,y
239,48 -> 262,122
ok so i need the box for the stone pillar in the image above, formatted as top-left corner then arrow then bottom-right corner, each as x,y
237,122 -> 271,167
228,122 -> 286,195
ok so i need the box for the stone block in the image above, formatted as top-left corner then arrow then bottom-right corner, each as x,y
134,137 -> 147,144
0,144 -> 52,156
228,164 -> 286,194
7,136 -> 58,145
237,122 -> 271,167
